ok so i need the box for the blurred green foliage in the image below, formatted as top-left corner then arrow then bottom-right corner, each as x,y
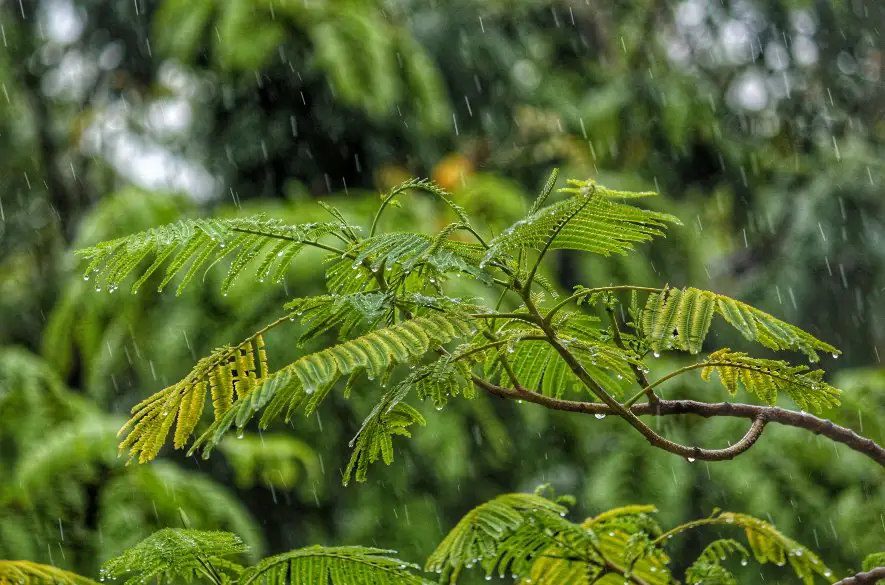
1,0 -> 884,583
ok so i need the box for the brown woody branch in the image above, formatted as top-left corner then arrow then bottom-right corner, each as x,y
833,567 -> 885,585
473,377 -> 885,467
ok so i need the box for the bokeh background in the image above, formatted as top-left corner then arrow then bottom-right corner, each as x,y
1,0 -> 885,582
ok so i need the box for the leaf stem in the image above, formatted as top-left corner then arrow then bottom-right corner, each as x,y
192,555 -> 225,585
229,227 -> 349,257
470,312 -> 542,325
606,306 -> 657,404
622,360 -> 828,408
522,194 -> 593,295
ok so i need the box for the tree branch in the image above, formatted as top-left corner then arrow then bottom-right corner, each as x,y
833,567 -> 885,585
521,288 -> 754,462
473,377 -> 885,467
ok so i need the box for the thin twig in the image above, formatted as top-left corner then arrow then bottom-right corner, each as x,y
470,312 -> 542,325
622,360 -> 826,408
606,306 -> 657,404
522,195 -> 593,295
545,285 -> 663,325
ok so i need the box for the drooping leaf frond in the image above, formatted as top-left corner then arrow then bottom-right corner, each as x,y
550,179 -> 681,257
183,314 -> 474,459
410,358 -> 475,409
101,529 -> 248,585
496,337 -> 631,399
118,325 -> 275,463
286,292 -> 482,349
324,253 -> 377,295
429,492 -> 840,585
0,561 -> 97,585
425,492 -> 570,582
584,504 -> 662,537
520,555 -> 600,585
502,340 -> 553,388
642,287 -> 840,361
480,314 -> 633,399
485,513 -> 602,583
286,292 -> 391,345
75,217 -> 349,295
524,516 -> 668,585
428,493 -> 672,585
714,512 -> 832,585
642,287 -> 716,355
581,505 -> 671,585
663,510 -> 833,585
259,313 -> 473,415
684,539 -> 748,585
481,179 -> 680,266
240,545 -> 428,585
344,384 -> 425,485
701,349 -> 841,413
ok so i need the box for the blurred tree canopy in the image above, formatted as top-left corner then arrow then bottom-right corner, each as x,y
1,0 -> 884,583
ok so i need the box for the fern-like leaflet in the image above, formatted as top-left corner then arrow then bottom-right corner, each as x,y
578,505 -> 671,585
119,326 -> 273,462
76,217 -> 351,295
425,490 -> 573,582
102,529 -> 429,585
0,562 -> 97,585
183,314 -> 473,460
684,539 -> 748,585
700,349 -> 841,413
348,232 -> 488,282
481,179 -> 681,267
481,314 -> 634,398
642,286 -> 840,361
658,509 -> 834,585
428,492 -> 672,585
717,512 -> 832,584
287,292 -> 391,344
101,529 -> 247,585
344,384 -> 425,485
411,358 -> 476,409
240,546 -> 428,585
